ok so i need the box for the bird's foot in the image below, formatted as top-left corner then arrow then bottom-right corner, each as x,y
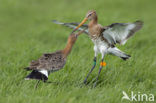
83,79 -> 87,84
93,81 -> 98,88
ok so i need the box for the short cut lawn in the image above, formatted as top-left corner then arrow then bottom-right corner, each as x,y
0,0 -> 155,103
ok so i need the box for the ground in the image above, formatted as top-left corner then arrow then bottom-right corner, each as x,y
0,0 -> 155,103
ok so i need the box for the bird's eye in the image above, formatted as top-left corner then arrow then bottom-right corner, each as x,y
89,13 -> 92,16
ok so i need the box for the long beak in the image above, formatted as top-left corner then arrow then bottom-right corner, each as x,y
71,18 -> 88,33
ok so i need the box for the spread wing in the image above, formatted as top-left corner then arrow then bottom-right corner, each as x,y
53,20 -> 143,45
52,20 -> 89,35
103,21 -> 143,45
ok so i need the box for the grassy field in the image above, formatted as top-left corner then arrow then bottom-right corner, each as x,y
0,0 -> 156,103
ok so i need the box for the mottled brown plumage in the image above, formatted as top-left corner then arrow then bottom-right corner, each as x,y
25,30 -> 85,81
29,51 -> 66,72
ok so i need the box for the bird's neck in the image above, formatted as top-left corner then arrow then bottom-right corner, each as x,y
88,16 -> 98,27
62,40 -> 75,57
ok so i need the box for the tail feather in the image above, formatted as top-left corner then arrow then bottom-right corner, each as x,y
25,70 -> 48,82
108,47 -> 131,60
120,54 -> 131,60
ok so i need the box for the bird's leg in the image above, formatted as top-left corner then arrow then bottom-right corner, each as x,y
93,59 -> 106,87
83,57 -> 96,84
35,80 -> 40,89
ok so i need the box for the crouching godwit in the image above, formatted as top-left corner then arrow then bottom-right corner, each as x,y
54,10 -> 143,87
24,30 -> 85,87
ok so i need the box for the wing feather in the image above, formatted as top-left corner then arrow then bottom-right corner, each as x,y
53,20 -> 143,45
103,20 -> 143,45
52,20 -> 89,35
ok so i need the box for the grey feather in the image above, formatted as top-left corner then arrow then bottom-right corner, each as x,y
103,21 -> 143,45
52,20 -> 89,35
107,47 -> 131,60
53,20 -> 143,46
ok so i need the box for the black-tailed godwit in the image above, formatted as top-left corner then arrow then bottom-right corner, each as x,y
24,30 -> 86,87
53,10 -> 143,87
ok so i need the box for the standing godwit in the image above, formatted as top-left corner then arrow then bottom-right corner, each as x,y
24,30 -> 85,87
55,10 -> 143,87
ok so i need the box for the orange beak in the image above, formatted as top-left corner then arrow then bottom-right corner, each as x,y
71,18 -> 88,33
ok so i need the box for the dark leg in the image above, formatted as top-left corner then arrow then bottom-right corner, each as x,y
93,66 -> 103,87
35,80 -> 40,89
83,57 -> 96,84
93,59 -> 106,87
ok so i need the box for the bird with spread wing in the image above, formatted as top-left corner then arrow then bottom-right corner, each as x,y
53,10 -> 143,87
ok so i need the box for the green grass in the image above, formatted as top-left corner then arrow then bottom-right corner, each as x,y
0,0 -> 156,103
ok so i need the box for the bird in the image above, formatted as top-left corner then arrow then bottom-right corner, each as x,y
53,10 -> 143,87
24,29 -> 86,87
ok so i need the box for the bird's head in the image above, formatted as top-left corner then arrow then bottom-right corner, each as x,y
68,29 -> 86,44
71,10 -> 97,33
86,10 -> 97,20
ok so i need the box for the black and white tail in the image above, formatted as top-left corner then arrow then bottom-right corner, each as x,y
108,47 -> 131,60
25,70 -> 48,82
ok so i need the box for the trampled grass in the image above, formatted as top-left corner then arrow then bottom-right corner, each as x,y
0,0 -> 155,103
